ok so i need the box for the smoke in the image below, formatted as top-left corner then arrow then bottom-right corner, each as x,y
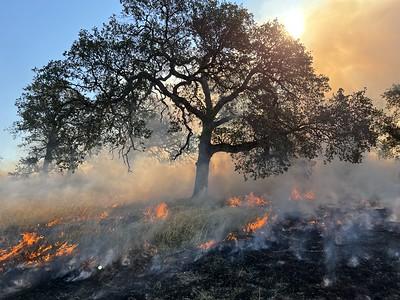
1,150 -> 400,228
303,0 -> 400,102
0,155 -> 196,228
1,0 -> 399,227
1,147 -> 400,297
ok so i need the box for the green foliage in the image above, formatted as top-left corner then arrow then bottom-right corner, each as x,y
12,61 -> 99,174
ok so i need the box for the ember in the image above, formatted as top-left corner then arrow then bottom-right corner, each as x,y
198,240 -> 217,250
99,211 -> 109,220
225,232 -> 238,241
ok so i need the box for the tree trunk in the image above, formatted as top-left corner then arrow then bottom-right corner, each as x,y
192,129 -> 212,198
42,157 -> 51,174
42,133 -> 56,174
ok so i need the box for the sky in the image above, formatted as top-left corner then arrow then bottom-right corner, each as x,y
0,0 -> 399,165
0,0 -> 122,162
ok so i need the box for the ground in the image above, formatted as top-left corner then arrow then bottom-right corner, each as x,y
3,205 -> 400,300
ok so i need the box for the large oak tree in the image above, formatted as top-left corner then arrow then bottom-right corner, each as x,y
15,0 -> 378,196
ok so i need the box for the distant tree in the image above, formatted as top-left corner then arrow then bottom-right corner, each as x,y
17,0 -> 378,196
11,61 -> 97,175
380,84 -> 400,157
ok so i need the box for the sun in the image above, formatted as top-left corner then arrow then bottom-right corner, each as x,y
281,10 -> 305,39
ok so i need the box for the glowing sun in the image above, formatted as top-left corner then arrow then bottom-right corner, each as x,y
282,10 -> 305,39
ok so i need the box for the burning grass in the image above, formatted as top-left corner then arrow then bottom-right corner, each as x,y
0,193 -> 271,293
0,232 -> 42,263
4,202 -> 400,300
144,202 -> 169,222
243,213 -> 270,233
4,189 -> 396,299
0,231 -> 78,272
290,187 -> 316,202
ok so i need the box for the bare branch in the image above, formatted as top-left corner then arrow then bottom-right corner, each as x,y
213,65 -> 260,115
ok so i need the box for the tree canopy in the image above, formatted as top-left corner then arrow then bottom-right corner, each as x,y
12,61 -> 97,174
13,0 -> 378,196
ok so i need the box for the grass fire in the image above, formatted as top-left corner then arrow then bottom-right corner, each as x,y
1,0 -> 400,299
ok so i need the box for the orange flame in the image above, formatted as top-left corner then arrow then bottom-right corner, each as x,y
245,192 -> 269,207
198,240 -> 217,250
290,187 -> 316,202
290,187 -> 302,201
225,232 -> 238,241
55,242 -> 78,257
0,232 -> 42,263
303,191 -> 316,201
243,214 -> 269,233
227,193 -> 269,208
227,197 -> 242,207
46,218 -> 62,227
26,245 -> 54,264
155,202 -> 168,219
0,231 -> 79,268
144,202 -> 169,222
99,211 -> 109,220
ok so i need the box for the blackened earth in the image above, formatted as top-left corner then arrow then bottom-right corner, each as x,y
5,208 -> 400,300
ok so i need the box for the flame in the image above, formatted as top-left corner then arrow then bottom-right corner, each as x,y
227,197 -> 242,207
225,232 -> 238,241
290,187 -> 316,201
243,214 -> 269,233
0,231 -> 78,268
303,191 -> 316,201
99,211 -> 109,220
27,245 -> 54,264
227,193 -> 269,208
290,187 -> 302,201
245,192 -> 269,207
144,202 -> 169,222
46,218 -> 62,227
155,202 -> 168,219
198,240 -> 217,250
0,232 -> 42,263
55,242 -> 78,257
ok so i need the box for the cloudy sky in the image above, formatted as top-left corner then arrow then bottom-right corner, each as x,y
0,0 -> 399,164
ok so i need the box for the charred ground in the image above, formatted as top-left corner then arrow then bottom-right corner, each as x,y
2,198 -> 400,300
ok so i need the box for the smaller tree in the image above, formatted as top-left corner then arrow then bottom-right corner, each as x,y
12,60 -> 97,175
380,84 -> 400,157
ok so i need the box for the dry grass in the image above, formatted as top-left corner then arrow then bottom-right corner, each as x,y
0,195 -> 271,261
